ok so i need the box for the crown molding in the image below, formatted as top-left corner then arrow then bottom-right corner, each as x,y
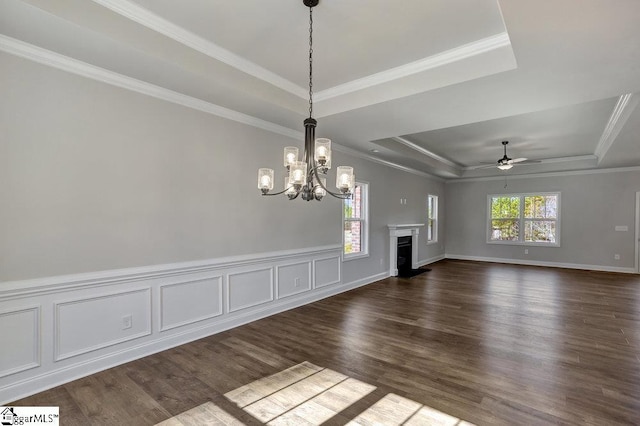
315,32 -> 511,101
0,35 -> 446,182
391,137 -> 462,170
447,165 -> 640,183
91,0 -> 510,105
0,34 -> 302,141
90,0 -> 307,99
332,143 -> 445,182
536,154 -> 597,164
594,93 -> 638,164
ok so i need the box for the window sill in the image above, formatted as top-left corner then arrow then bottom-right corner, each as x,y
486,240 -> 560,248
343,252 -> 370,262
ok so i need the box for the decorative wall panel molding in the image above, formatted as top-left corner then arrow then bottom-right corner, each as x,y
313,256 -> 341,288
227,268 -> 274,313
0,306 -> 40,378
0,244 -> 379,404
160,276 -> 223,332
54,288 -> 152,361
276,261 -> 312,299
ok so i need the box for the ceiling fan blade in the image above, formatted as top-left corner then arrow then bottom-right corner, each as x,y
467,163 -> 499,170
512,158 -> 542,164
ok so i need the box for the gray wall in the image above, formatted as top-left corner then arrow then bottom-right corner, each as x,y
0,52 -> 444,282
338,152 -> 446,285
445,171 -> 640,270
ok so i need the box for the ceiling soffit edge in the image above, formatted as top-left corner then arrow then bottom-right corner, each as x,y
391,137 -> 462,170
90,0 -> 512,111
314,33 -> 511,102
594,93 -> 638,164
462,155 -> 598,171
447,165 -> 640,183
332,143 -> 446,182
91,0 -> 308,98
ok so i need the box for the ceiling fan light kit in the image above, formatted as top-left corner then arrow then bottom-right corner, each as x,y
494,140 -> 531,171
257,0 -> 355,201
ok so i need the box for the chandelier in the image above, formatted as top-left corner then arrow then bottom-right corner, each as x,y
257,0 -> 355,201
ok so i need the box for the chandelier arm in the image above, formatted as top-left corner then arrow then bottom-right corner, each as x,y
261,186 -> 299,197
325,189 -> 352,200
289,191 -> 301,200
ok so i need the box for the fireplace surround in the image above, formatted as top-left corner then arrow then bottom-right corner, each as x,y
388,224 -> 424,276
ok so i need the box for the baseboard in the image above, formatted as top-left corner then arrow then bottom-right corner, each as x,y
416,254 -> 445,268
0,250 -> 387,404
445,254 -> 637,274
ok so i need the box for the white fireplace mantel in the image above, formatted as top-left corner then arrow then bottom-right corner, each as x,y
388,224 -> 424,276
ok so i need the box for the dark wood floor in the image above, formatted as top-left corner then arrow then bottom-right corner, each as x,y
12,260 -> 640,425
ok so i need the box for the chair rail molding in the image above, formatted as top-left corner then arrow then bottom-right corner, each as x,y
0,244 -> 385,404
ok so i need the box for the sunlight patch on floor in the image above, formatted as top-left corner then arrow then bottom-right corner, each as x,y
155,401 -> 242,426
226,361 -> 376,424
347,393 -> 475,425
157,362 -> 475,425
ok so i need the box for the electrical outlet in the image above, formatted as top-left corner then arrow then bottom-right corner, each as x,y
524,249 -> 529,255
294,277 -> 300,288
379,258 -> 383,266
122,314 -> 132,330
614,254 -> 620,260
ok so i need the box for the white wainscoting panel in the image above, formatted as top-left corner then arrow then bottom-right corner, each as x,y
0,245 -> 383,404
314,256 -> 341,288
227,268 -> 274,313
277,261 -> 311,299
0,306 -> 40,378
160,276 -> 223,331
54,288 -> 151,361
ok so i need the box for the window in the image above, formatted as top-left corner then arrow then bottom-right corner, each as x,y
427,195 -> 438,243
343,182 -> 369,259
488,192 -> 560,246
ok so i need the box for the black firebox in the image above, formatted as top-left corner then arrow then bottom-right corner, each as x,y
397,236 -> 412,274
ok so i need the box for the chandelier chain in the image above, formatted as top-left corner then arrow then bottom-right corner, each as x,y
308,6 -> 313,118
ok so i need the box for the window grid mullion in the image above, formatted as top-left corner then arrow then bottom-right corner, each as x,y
519,195 -> 524,242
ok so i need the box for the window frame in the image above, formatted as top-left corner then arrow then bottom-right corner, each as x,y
486,192 -> 561,247
342,181 -> 369,261
427,194 -> 438,244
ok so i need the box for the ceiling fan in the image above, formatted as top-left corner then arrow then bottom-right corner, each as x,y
481,141 -> 540,170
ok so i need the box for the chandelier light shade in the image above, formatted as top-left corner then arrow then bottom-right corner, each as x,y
285,177 -> 297,197
336,166 -> 355,193
258,168 -> 274,193
283,146 -> 299,168
257,0 -> 355,201
314,138 -> 331,168
290,161 -> 308,186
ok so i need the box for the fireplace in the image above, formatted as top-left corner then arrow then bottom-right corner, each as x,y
388,224 -> 424,276
397,236 -> 412,274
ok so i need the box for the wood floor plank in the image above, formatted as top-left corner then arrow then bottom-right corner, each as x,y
9,260 -> 640,425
